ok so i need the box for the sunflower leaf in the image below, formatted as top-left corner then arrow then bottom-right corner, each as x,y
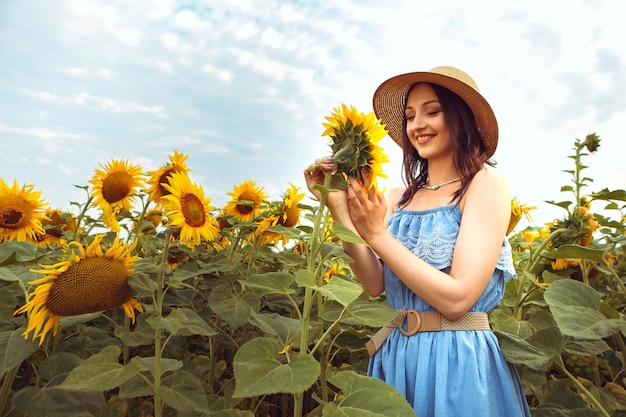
331,222 -> 366,245
323,371 -> 416,416
159,370 -> 210,412
209,286 -> 253,330
232,337 -> 319,397
163,307 -> 218,337
243,272 -> 295,296
0,241 -> 39,267
57,345 -> 141,391
0,328 -> 39,375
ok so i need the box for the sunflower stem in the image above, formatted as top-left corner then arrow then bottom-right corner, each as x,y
0,365 -> 18,416
153,229 -> 171,417
295,171 -> 333,417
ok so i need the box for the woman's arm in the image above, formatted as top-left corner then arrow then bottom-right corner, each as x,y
303,162 -> 393,296
348,168 -> 511,320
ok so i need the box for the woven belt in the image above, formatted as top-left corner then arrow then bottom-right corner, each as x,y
366,309 -> 491,356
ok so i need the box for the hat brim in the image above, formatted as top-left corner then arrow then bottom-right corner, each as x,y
372,71 -> 498,158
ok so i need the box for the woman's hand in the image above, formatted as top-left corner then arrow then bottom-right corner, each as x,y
346,171 -> 388,242
303,157 -> 353,228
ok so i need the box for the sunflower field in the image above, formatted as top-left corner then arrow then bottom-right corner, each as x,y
1,116 -> 625,416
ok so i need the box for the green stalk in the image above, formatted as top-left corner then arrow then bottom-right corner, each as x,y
513,228 -> 567,320
556,358 -> 610,417
153,230 -> 172,417
294,171 -> 333,417
0,366 -> 18,416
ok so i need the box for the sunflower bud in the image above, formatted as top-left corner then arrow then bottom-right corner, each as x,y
583,133 -> 600,153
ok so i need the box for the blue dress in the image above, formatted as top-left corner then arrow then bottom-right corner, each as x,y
368,204 -> 531,417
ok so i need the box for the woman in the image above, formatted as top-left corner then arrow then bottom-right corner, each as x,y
304,67 -> 531,416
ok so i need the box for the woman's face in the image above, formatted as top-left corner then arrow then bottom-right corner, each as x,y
404,83 -> 452,161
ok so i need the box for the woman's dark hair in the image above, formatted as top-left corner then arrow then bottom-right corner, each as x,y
399,82 -> 495,205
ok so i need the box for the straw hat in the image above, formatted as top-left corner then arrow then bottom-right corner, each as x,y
372,66 -> 498,158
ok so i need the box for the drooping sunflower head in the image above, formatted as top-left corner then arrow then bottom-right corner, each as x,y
34,208 -> 76,246
0,178 -> 49,242
89,159 -> 145,231
223,179 -> 268,223
322,103 -> 389,190
257,183 -> 305,246
507,198 -> 537,235
14,234 -> 143,346
147,150 -> 191,207
161,172 -> 219,249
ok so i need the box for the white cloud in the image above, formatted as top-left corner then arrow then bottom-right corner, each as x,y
0,124 -> 92,141
174,9 -> 208,31
111,25 -> 143,46
202,65 -> 233,82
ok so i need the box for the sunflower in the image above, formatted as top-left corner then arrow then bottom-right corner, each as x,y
507,198 -> 536,235
161,172 -> 219,248
0,178 -> 49,242
322,103 -> 389,190
223,179 -> 268,223
257,184 -> 304,246
14,234 -> 142,346
146,150 -> 191,207
34,208 -> 76,246
89,159 -> 145,232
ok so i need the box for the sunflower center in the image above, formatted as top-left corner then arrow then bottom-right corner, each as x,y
46,257 -> 133,316
158,169 -> 176,197
236,204 -> 254,215
102,172 -> 133,204
278,205 -> 300,228
0,195 -> 32,229
181,193 -> 206,227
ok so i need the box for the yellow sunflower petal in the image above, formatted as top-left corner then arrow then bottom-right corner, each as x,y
0,178 -> 50,242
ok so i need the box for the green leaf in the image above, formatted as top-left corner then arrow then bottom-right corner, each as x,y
323,371 -> 416,416
563,339 -> 611,356
208,286 -> 253,330
57,345 -> 141,391
232,337 -> 319,397
114,320 -> 155,347
130,356 -> 183,378
0,241 -> 39,266
329,297 -> 396,327
0,289 -> 18,323
495,331 -> 554,371
249,311 -> 302,343
331,222 -> 366,245
296,271 -> 362,307
0,267 -> 27,294
0,328 -> 39,374
11,386 -> 106,416
163,308 -> 218,337
159,370 -> 210,412
544,279 -> 626,339
243,272 -> 295,296
542,245 -> 606,263
263,224 -> 303,238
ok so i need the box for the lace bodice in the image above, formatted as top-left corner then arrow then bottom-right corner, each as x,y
383,204 -> 516,312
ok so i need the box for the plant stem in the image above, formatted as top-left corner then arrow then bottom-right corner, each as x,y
0,365 -> 18,417
295,171 -> 333,417
513,228 -> 566,320
557,359 -> 610,417
153,230 -> 171,417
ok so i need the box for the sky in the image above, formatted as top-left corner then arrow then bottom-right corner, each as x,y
1,0 -> 625,230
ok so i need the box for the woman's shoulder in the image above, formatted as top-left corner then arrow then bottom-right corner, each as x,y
385,186 -> 405,205
470,166 -> 509,191
461,167 -> 510,210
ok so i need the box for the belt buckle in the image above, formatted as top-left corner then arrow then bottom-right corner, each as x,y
399,309 -> 421,336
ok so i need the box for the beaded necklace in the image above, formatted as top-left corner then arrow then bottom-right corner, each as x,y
421,177 -> 461,190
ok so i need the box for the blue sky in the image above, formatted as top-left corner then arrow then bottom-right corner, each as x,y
1,0 -> 624,228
